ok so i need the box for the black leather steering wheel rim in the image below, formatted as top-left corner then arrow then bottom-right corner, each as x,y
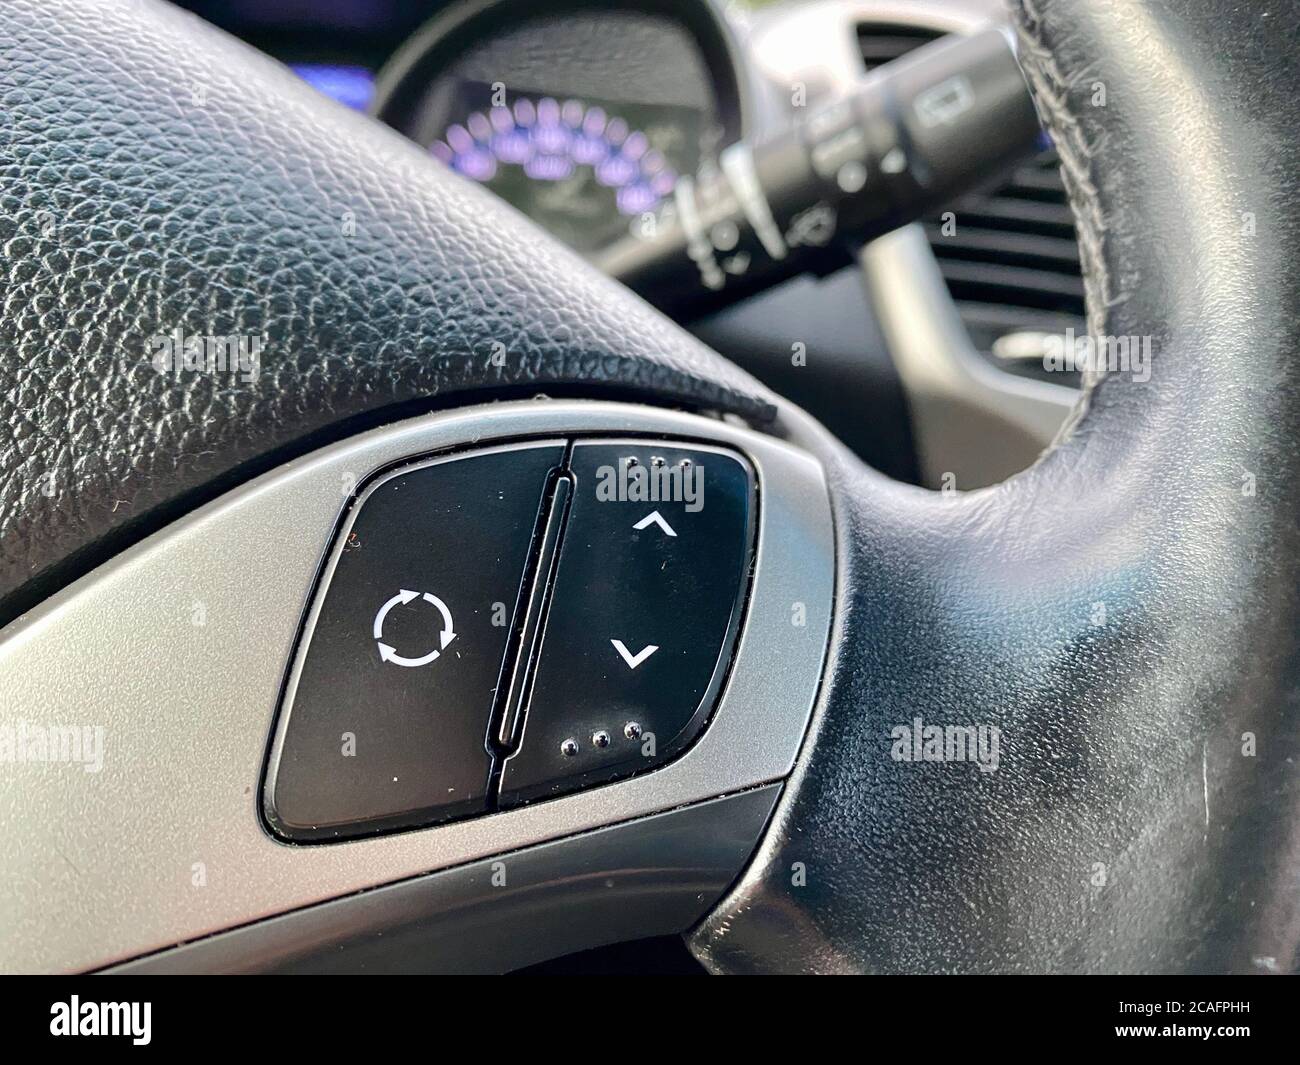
693,0 -> 1300,972
1,0 -> 1296,973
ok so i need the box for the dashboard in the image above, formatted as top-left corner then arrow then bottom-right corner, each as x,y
181,1 -> 740,256
175,0 -> 1082,490
378,4 -> 739,254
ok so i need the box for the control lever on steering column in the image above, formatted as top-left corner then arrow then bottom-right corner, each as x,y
597,28 -> 1042,315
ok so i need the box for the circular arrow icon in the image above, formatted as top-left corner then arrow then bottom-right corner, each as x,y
372,589 -> 456,668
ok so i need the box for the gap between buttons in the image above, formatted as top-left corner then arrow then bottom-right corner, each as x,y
485,465 -> 575,799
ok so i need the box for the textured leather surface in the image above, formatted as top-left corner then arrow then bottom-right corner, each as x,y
693,0 -> 1300,972
0,0 -> 772,627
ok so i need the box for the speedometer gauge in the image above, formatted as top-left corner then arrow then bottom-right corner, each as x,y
372,1 -> 742,257
431,83 -> 700,252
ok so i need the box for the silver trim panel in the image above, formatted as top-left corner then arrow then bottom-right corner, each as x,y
109,785 -> 781,974
0,401 -> 833,973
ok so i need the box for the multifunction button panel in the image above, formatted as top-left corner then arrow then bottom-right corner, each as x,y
263,438 -> 755,841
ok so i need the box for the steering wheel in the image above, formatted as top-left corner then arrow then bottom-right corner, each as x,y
0,0 -> 1295,974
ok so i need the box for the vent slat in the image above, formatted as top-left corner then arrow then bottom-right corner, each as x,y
954,301 -> 1084,335
954,302 -> 1087,369
924,224 -> 1081,272
1002,166 -> 1067,197
937,260 -> 1085,314
946,194 -> 1077,232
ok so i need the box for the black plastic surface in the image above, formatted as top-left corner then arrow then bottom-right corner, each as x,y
499,441 -> 754,804
690,265 -> 921,485
266,442 -> 564,840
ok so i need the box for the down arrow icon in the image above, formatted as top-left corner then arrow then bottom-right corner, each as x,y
611,639 -> 659,669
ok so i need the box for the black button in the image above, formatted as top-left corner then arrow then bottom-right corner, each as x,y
499,441 -> 754,804
265,442 -> 564,840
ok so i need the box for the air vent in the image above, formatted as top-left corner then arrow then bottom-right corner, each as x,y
857,24 -> 1085,376
856,24 -> 944,73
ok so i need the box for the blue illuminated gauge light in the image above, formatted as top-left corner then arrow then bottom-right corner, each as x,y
432,95 -> 679,217
290,64 -> 375,112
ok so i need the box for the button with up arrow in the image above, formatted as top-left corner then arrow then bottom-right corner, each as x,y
633,510 -> 677,537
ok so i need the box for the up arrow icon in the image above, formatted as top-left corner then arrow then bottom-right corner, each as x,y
632,510 -> 677,537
